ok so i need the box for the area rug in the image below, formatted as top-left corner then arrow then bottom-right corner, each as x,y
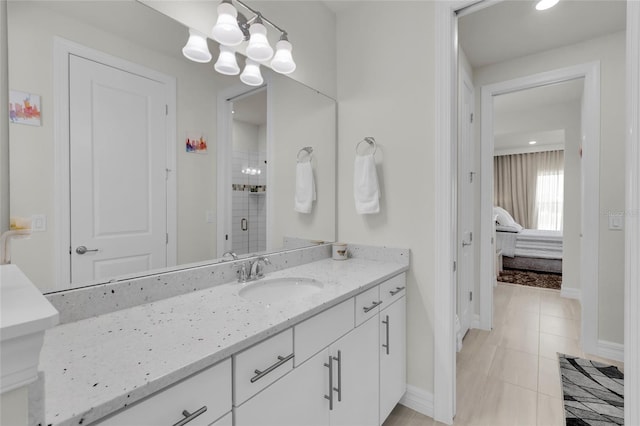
558,353 -> 624,425
497,269 -> 562,289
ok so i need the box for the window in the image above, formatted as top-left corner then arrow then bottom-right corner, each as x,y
535,170 -> 564,231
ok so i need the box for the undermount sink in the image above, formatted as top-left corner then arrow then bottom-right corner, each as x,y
238,277 -> 324,304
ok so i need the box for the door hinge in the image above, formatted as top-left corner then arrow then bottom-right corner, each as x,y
469,171 -> 475,183
166,233 -> 169,244
469,232 -> 473,243
453,261 -> 457,272
165,104 -> 168,115
470,113 -> 474,123
469,291 -> 473,301
225,234 -> 229,241
491,237 -> 494,244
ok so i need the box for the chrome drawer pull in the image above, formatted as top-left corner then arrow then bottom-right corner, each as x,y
250,353 -> 294,383
333,350 -> 342,402
324,355 -> 334,410
363,300 -> 382,313
172,406 -> 207,426
382,315 -> 390,355
389,286 -> 405,296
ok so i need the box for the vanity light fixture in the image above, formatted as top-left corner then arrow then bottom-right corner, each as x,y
182,0 -> 296,86
535,0 -> 559,11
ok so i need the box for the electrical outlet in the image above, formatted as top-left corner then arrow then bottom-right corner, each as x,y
608,212 -> 624,230
31,214 -> 47,232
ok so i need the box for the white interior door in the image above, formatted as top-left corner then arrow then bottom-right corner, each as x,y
69,54 -> 168,284
457,68 -> 475,343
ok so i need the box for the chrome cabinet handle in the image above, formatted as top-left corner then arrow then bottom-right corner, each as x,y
363,300 -> 382,313
382,315 -> 390,355
389,286 -> 405,296
333,350 -> 342,402
172,406 -> 207,426
75,246 -> 98,255
250,353 -> 294,383
324,355 -> 334,410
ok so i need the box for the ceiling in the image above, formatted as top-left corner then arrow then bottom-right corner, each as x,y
233,89 -> 267,126
459,0 -> 626,68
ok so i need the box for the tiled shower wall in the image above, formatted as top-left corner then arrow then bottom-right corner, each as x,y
232,149 -> 267,255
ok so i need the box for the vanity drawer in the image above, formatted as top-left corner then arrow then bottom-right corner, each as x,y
96,358 -> 231,426
355,285 -> 382,326
234,328 -> 294,406
380,273 -> 406,304
294,297 -> 354,366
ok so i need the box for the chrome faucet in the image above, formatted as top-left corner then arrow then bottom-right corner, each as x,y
250,256 -> 271,280
222,251 -> 238,261
237,256 -> 271,283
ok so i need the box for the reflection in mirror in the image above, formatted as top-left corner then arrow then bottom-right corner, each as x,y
7,0 -> 336,293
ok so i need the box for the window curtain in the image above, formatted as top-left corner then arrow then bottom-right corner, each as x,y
494,150 -> 564,230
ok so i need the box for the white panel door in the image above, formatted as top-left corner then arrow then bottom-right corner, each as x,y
457,68 -> 475,342
69,54 -> 167,284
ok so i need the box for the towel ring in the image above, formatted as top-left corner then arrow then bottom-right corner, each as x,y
356,137 -> 377,156
297,146 -> 313,163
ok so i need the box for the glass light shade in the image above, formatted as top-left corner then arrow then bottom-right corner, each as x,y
535,0 -> 559,10
214,45 -> 240,75
182,29 -> 212,63
240,59 -> 263,86
246,23 -> 273,62
212,2 -> 244,46
271,40 -> 296,74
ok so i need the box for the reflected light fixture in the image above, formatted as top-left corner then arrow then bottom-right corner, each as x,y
535,0 -> 559,11
182,0 -> 296,86
529,140 -> 537,145
240,59 -> 264,86
182,29 -> 212,63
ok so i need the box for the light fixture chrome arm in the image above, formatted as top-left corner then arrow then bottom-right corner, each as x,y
234,0 -> 288,36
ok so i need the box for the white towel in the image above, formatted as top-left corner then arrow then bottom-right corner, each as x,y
294,161 -> 316,213
354,154 -> 380,214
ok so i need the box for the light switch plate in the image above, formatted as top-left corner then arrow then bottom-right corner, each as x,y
608,212 -> 624,230
31,214 -> 47,232
206,211 -> 215,223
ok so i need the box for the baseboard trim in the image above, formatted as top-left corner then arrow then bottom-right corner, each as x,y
471,314 -> 480,329
399,385 -> 434,418
560,287 -> 581,300
596,340 -> 624,363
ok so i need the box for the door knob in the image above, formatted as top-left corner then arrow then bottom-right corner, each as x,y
76,246 -> 99,255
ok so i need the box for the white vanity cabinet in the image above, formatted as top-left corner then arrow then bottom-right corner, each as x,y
95,358 -> 232,426
379,294 -> 407,423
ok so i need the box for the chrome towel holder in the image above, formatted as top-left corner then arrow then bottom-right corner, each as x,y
356,137 -> 377,156
297,146 -> 313,163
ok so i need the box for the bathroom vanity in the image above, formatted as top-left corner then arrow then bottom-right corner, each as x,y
37,244 -> 409,426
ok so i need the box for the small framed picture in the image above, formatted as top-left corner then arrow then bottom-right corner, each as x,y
186,132 -> 208,154
9,90 -> 42,126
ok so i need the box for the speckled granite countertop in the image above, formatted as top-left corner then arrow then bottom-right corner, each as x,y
39,256 -> 408,426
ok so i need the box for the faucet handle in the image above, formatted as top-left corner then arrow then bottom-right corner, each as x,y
254,256 -> 271,279
237,262 -> 249,282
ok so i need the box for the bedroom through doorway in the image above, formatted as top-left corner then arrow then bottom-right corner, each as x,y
492,78 -> 583,291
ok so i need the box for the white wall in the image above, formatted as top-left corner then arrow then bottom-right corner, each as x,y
337,1 -> 436,396
7,2 -> 223,291
473,31 -> 626,344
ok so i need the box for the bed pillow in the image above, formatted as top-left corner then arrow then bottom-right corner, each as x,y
496,223 -> 523,233
493,206 -> 523,230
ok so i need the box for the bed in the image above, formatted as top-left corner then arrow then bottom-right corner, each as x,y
494,207 -> 563,274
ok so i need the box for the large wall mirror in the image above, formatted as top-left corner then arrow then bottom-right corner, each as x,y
7,0 -> 336,293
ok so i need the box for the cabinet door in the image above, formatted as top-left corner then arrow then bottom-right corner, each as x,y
329,316 -> 379,426
235,350 -> 330,426
379,296 -> 407,424
209,412 -> 232,426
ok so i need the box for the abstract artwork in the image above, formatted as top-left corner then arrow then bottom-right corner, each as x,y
9,90 -> 42,126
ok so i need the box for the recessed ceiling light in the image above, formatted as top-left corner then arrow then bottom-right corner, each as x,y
529,140 -> 537,145
535,0 -> 559,11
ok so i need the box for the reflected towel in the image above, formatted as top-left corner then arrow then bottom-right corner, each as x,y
294,161 -> 316,213
354,154 -> 380,214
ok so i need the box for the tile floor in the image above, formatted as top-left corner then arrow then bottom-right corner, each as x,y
382,282 -> 624,426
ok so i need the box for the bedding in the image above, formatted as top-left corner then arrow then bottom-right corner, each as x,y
496,229 -> 563,260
